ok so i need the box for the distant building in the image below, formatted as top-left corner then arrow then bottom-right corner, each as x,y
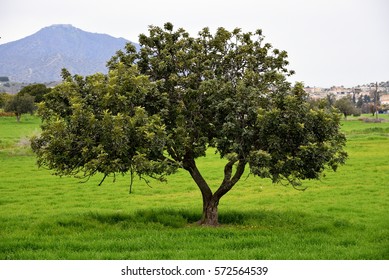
304,82 -> 389,105
380,95 -> 389,106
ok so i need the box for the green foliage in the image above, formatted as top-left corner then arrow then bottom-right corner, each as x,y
18,84 -> 51,103
131,24 -> 295,163
0,92 -> 12,108
245,85 -> 347,186
4,93 -> 35,122
32,23 -> 348,225
111,23 -> 347,192
31,67 -> 177,188
335,96 -> 358,119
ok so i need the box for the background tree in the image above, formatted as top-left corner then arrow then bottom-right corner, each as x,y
0,92 -> 11,109
32,23 -> 347,226
5,93 -> 35,122
356,95 -> 364,108
369,103 -> 381,116
334,96 -> 358,119
326,93 -> 336,107
18,84 -> 51,103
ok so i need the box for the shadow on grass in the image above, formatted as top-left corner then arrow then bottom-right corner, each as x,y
85,209 -> 197,228
69,208 -> 351,232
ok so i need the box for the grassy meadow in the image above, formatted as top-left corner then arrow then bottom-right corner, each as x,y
0,114 -> 388,259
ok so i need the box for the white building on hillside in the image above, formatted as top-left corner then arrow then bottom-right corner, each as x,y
380,95 -> 389,105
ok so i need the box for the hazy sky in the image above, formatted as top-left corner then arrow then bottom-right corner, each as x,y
1,0 -> 388,87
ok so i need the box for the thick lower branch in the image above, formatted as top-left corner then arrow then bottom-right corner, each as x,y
223,159 -> 237,182
214,159 -> 246,200
182,156 -> 213,208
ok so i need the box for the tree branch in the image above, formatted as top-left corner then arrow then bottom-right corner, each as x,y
98,174 -> 108,186
231,160 -> 246,186
222,159 -> 237,183
182,154 -> 212,202
214,160 -> 246,200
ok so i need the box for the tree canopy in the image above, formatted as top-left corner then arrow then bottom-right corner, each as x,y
32,23 -> 347,226
5,93 -> 35,122
334,96 -> 358,119
18,84 -> 51,103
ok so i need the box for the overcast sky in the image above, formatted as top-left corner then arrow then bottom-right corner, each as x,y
1,0 -> 388,87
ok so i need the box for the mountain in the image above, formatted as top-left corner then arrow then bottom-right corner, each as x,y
0,24 -> 135,83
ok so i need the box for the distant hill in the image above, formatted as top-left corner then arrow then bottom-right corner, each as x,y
0,24 -> 136,83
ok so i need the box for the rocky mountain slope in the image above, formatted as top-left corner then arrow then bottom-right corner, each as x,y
0,24 -> 134,83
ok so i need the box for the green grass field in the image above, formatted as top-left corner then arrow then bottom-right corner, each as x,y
0,114 -> 388,259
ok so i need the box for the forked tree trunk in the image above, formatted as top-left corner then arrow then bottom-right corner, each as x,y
183,155 -> 246,227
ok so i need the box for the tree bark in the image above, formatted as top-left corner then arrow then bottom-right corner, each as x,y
198,197 -> 219,226
183,156 -> 212,203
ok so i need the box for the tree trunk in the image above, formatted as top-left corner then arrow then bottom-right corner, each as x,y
198,196 -> 220,226
183,154 -> 246,227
